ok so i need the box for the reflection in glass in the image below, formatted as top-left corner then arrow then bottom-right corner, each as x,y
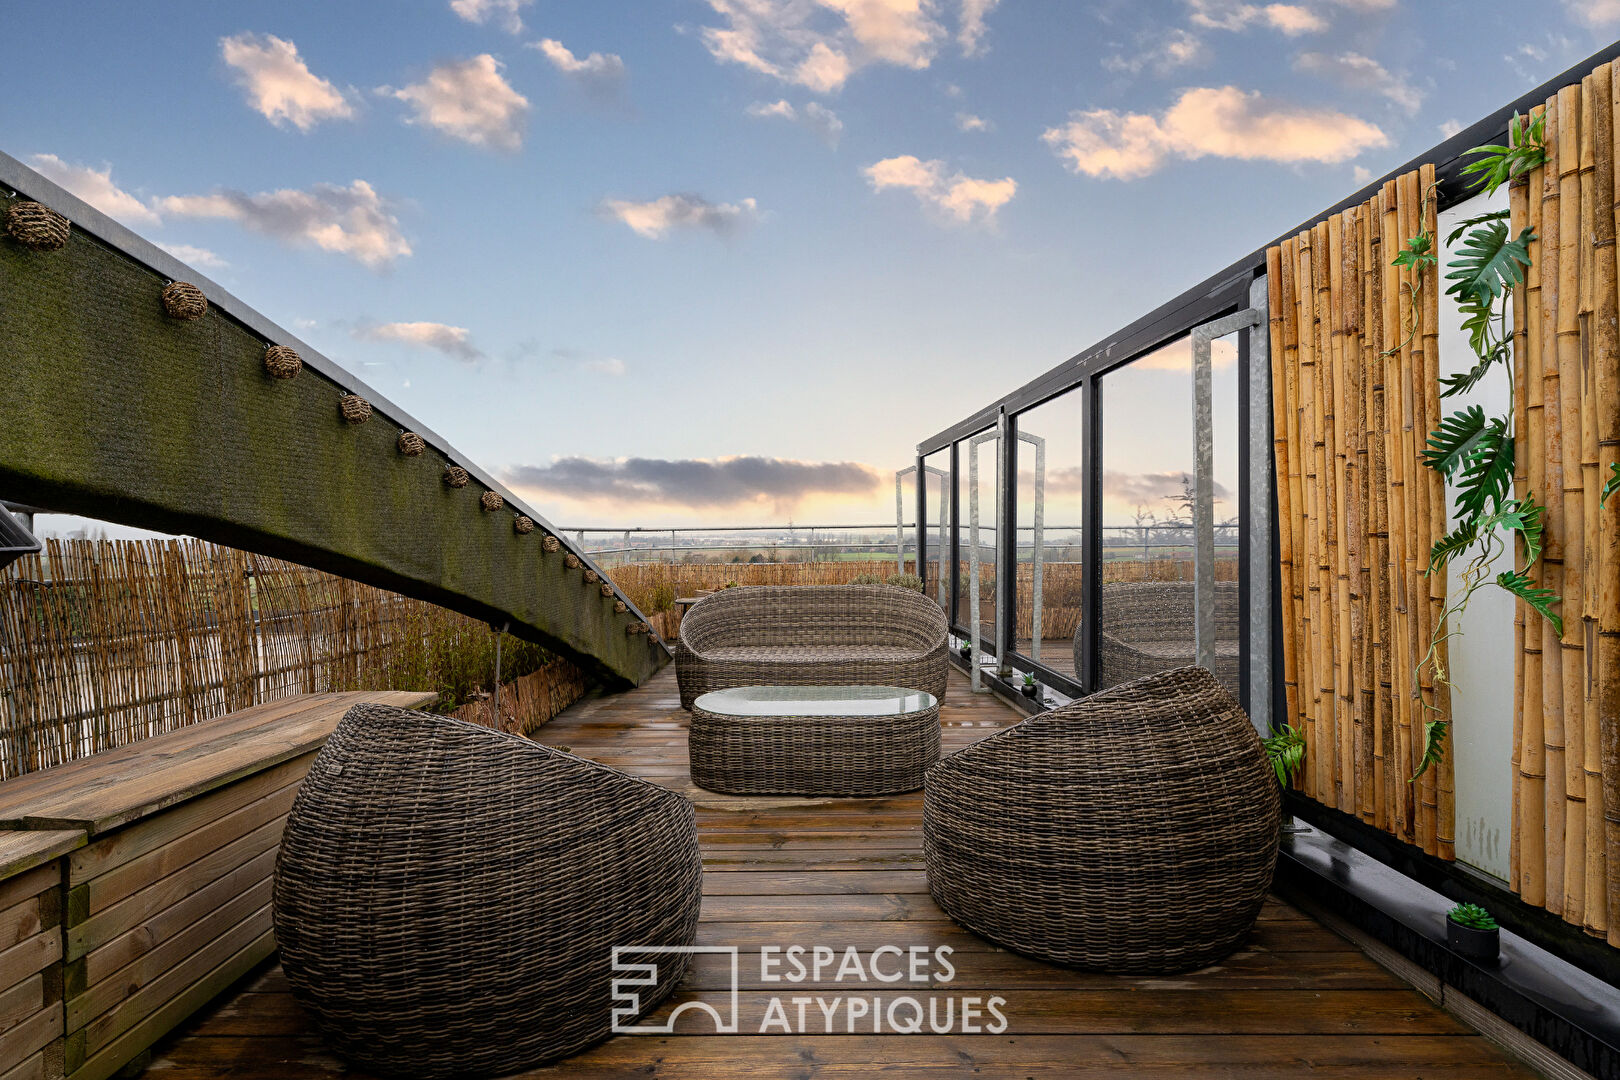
1015,393 -> 1082,674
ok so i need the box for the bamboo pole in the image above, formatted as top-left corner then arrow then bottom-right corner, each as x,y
1268,244 -> 1300,753
1599,56 -> 1620,945
1328,211 -> 1356,814
1298,229 -> 1322,800
1514,155 -> 1537,894
1345,206 -> 1374,825
1283,235 -> 1312,788
1551,81 -> 1586,917
1366,193 -> 1393,833
1312,219 -> 1339,805
1382,180 -> 1414,838
1400,171 -> 1428,848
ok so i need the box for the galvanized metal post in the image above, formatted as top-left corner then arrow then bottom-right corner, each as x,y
894,468 -> 910,575
1245,275 -> 1273,735
995,410 -> 1014,678
967,427 -> 999,693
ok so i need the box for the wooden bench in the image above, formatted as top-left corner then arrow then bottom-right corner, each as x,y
0,831 -> 85,1080
0,691 -> 434,1080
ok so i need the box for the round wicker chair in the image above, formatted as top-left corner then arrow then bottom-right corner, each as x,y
1072,581 -> 1241,694
924,666 -> 1279,973
675,584 -> 948,710
273,703 -> 703,1078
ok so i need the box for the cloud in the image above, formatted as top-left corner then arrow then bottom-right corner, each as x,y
220,33 -> 354,131
385,55 -> 528,150
530,38 -> 627,100
1438,118 -> 1462,138
449,0 -> 531,34
864,155 -> 1016,223
954,111 -> 990,132
1565,0 -> 1620,24
353,321 -> 481,360
697,0 -> 945,94
598,193 -> 761,238
1103,27 -> 1206,75
1128,336 -> 1237,372
1185,0 -> 1327,34
505,455 -> 884,512
158,243 -> 228,269
746,98 -> 844,143
157,179 -> 410,268
26,154 -> 160,227
583,356 -> 626,376
1103,470 -> 1232,507
1042,86 -> 1387,180
1352,164 -> 1373,184
1294,51 -> 1422,109
957,0 -> 1001,56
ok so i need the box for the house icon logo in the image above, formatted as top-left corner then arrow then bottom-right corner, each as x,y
610,945 -> 739,1034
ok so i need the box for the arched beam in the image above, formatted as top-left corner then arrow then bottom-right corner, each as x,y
0,151 -> 664,688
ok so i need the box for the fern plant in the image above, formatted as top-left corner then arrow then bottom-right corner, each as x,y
1408,114 -> 1556,781
1262,722 -> 1307,788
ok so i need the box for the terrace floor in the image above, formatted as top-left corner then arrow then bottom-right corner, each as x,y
142,666 -> 1536,1079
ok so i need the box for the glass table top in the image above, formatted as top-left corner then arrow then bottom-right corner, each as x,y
694,685 -> 938,718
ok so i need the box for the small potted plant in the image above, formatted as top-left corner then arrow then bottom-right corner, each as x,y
1020,673 -> 1039,700
1445,903 -> 1500,962
958,637 -> 973,661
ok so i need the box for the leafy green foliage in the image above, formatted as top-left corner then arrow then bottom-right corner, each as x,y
1453,418 -> 1513,521
1262,722 -> 1307,788
1412,719 -> 1450,782
1427,519 -> 1480,575
1391,232 -> 1438,272
886,572 -> 924,591
1604,462 -> 1620,506
1438,348 -> 1505,399
1459,110 -> 1547,196
1445,208 -> 1510,246
1447,902 -> 1499,931
1423,404 -> 1489,476
1497,568 -> 1563,637
1444,221 -> 1535,307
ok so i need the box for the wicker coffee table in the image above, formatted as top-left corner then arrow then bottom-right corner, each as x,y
689,685 -> 941,796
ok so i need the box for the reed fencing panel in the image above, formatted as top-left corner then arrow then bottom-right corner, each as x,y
0,538 -> 582,780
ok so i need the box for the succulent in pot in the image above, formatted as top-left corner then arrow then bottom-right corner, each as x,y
958,638 -> 973,660
1445,903 -> 1499,962
1020,672 -> 1039,700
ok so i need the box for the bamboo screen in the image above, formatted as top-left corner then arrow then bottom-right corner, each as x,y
1267,164 -> 1456,860
1508,65 -> 1620,945
0,538 -> 583,780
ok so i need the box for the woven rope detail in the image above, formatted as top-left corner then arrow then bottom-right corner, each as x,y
628,622 -> 649,635
443,466 -> 470,488
564,553 -> 582,570
4,202 -> 69,250
514,515 -> 535,534
480,491 -> 504,512
263,345 -> 302,379
614,600 -> 628,613
542,535 -> 561,553
584,569 -> 600,584
397,431 -> 425,456
600,582 -> 615,598
161,281 -> 208,320
339,394 -> 372,424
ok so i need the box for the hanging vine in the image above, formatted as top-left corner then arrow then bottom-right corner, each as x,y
1408,111 -> 1557,780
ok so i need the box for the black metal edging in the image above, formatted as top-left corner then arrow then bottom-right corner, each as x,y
916,37 -> 1620,460
1277,821 -> 1620,1078
0,149 -> 660,648
1286,792 -> 1620,991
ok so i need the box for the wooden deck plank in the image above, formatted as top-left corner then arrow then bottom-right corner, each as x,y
140,666 -> 1538,1078
0,692 -> 434,835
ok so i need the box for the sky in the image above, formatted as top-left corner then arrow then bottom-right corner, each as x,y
5,0 -> 1619,533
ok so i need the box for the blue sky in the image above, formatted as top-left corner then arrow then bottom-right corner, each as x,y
6,0 -> 1617,530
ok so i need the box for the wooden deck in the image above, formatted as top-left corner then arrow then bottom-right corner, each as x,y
142,667 -> 1537,1079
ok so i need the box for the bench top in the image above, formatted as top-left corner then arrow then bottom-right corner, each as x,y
0,691 -> 435,836
0,828 -> 87,881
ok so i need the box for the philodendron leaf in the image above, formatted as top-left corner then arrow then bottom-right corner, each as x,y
1411,719 -> 1450,781
1424,404 -> 1489,477
1444,222 -> 1535,306
1497,568 -> 1563,636
1438,342 -> 1505,398
1495,497 -> 1545,566
1454,418 -> 1513,521
1428,519 -> 1480,574
1604,461 -> 1620,505
1445,209 -> 1511,246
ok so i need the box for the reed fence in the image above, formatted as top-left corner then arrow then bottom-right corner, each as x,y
0,538 -> 582,780
1268,164 -> 1457,860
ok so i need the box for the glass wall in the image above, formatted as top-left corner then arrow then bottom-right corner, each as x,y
1097,336 -> 1240,695
952,431 -> 998,652
921,448 -> 950,613
1013,391 -> 1083,681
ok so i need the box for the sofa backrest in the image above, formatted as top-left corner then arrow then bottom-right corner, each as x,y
682,584 -> 947,651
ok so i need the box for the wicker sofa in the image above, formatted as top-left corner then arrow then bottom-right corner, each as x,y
924,666 -> 1279,973
675,584 -> 949,710
273,703 -> 703,1078
1072,580 -> 1241,693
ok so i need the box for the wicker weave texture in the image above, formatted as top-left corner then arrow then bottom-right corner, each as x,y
675,584 -> 948,710
273,703 -> 702,1077
691,694 -> 940,796
924,666 -> 1279,973
1072,581 -> 1241,694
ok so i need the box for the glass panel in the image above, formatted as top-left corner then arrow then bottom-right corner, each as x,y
1014,391 -> 1083,679
896,468 -> 917,578
695,684 -> 937,716
922,448 -> 950,613
952,432 -> 998,651
1098,337 -> 1239,695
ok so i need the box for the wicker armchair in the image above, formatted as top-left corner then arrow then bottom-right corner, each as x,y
273,703 -> 702,1078
1072,581 -> 1241,693
675,584 -> 948,710
924,666 -> 1279,973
